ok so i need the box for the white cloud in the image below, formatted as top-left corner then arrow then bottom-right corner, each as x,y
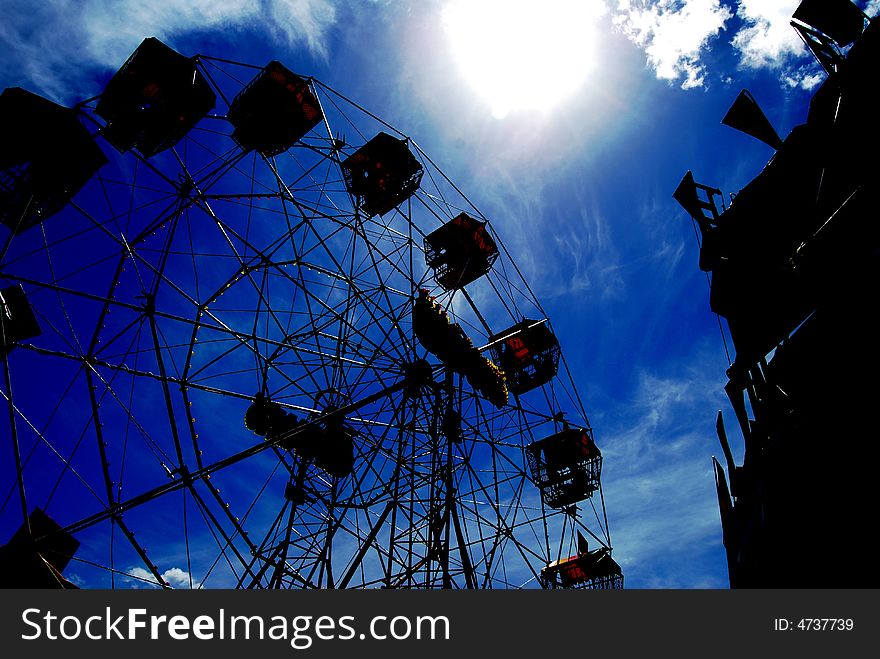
781,64 -> 825,91
730,1 -> 880,90
0,0 -> 337,103
612,0 -> 733,89
731,1 -> 805,70
126,565 -> 200,588
613,1 -> 875,91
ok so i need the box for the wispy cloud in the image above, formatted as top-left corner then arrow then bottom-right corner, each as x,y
0,0 -> 338,103
599,361 -> 731,587
64,572 -> 87,588
264,0 -> 337,58
612,0 -> 733,89
458,168 -> 625,309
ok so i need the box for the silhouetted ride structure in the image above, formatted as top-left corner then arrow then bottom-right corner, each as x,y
0,88 -> 107,235
489,320 -> 561,396
674,0 -> 878,587
0,38 -> 619,589
541,533 -> 622,590
527,427 -> 602,509
424,213 -> 498,290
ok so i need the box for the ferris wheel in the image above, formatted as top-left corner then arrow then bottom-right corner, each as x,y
0,38 -> 621,589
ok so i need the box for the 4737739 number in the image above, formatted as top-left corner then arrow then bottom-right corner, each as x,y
774,618 -> 854,631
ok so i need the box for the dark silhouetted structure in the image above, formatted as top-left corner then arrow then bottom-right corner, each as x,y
489,320 -> 560,395
721,89 -> 783,150
0,508 -> 80,588
1,40 -> 618,590
245,393 -> 355,478
341,131 -> 423,217
424,213 -> 499,290
527,427 -> 602,508
411,289 -> 508,407
227,60 -> 322,156
541,532 -> 623,589
0,284 -> 41,354
0,88 -> 106,234
674,1 -> 878,587
96,37 -> 216,158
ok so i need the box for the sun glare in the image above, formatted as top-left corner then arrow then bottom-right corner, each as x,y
443,0 -> 604,119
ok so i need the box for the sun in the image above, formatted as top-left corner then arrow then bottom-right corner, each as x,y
443,0 -> 604,119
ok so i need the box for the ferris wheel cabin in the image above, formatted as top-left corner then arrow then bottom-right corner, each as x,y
227,60 -> 322,156
0,88 -> 106,234
527,427 -> 602,508
0,507 -> 80,588
95,37 -> 216,158
412,290 -> 508,407
541,546 -> 623,590
424,213 -> 499,290
0,284 -> 41,355
489,319 -> 560,395
245,394 -> 355,478
341,131 -> 423,217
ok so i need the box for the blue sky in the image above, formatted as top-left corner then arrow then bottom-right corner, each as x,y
2,0 -> 876,589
